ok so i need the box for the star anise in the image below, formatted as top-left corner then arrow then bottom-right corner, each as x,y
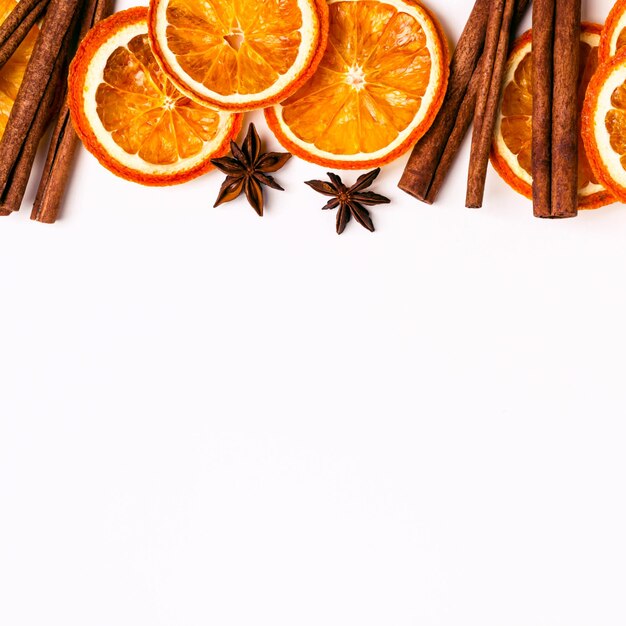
305,168 -> 390,234
211,123 -> 291,216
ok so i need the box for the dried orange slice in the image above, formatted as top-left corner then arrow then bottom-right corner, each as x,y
492,24 -> 614,210
265,0 -> 449,170
581,45 -> 626,202
69,7 -> 242,186
148,0 -> 328,112
0,0 -> 38,137
599,0 -> 626,63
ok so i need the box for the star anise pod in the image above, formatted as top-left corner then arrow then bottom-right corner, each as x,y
305,168 -> 390,234
211,123 -> 291,216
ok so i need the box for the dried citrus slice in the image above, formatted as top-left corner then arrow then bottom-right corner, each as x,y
148,0 -> 328,112
0,0 -> 38,137
69,7 -> 242,186
599,0 -> 626,63
581,45 -> 626,202
265,0 -> 449,170
492,24 -> 614,210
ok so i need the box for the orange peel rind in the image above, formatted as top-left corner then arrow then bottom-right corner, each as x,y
599,0 -> 626,63
582,45 -> 626,203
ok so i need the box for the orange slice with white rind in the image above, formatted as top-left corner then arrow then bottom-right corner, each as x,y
69,7 -> 242,186
582,45 -> 626,202
0,0 -> 38,137
599,0 -> 626,63
148,0 -> 329,112
265,0 -> 449,170
492,24 -> 614,210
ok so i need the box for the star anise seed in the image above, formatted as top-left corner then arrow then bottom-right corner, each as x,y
305,168 -> 390,234
211,123 -> 291,216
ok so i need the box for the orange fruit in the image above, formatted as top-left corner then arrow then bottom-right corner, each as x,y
148,0 -> 329,112
265,0 -> 449,170
581,45 -> 626,202
68,7 -> 242,186
0,0 -> 38,136
599,0 -> 626,63
491,24 -> 614,210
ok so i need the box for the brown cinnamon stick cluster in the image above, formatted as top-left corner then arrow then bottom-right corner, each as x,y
398,0 -> 530,206
532,0 -> 581,218
0,0 -> 113,223
466,0 -> 517,207
32,0 -> 114,223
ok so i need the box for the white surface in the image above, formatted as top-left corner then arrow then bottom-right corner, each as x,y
1,1 -> 626,625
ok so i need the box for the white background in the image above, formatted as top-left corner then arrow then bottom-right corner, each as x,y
1,0 -> 626,624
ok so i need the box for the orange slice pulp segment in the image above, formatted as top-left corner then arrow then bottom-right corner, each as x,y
96,34 -> 221,165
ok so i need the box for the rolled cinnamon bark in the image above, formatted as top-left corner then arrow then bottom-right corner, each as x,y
399,0 -> 531,205
0,0 -> 43,37
32,0 -> 115,224
0,0 -> 85,213
0,55 -> 64,213
0,0 -> 84,202
466,0 -> 516,208
0,0 -> 50,71
532,0 -> 555,218
426,63 -> 481,203
29,109 -> 76,223
398,0 -> 491,201
550,0 -> 580,218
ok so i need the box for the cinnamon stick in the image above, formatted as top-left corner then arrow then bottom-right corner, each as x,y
0,54 -> 65,213
32,0 -> 115,224
399,0 -> 531,205
398,0 -> 491,201
0,0 -> 50,71
531,0 -> 580,218
466,0 -> 516,208
550,0 -> 580,218
0,0 -> 84,204
0,0 -> 81,213
531,0 -> 555,217
0,0 -> 44,39
425,63 -> 481,203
